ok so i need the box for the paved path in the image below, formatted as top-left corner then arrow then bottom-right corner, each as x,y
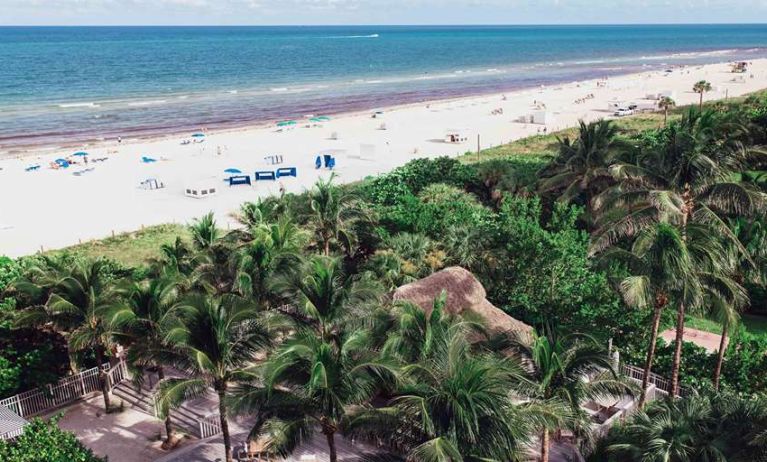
55,395 -> 176,462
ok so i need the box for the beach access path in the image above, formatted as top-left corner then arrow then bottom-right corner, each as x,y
1,59 -> 765,257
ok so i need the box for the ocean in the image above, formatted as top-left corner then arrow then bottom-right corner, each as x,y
2,24 -> 767,152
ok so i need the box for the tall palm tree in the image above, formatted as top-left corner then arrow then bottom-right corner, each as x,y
538,119 -> 624,207
272,255 -> 380,340
308,174 -> 365,256
15,259 -> 121,411
157,294 -> 277,462
509,329 -> 633,462
346,320 -> 565,461
109,272 -> 183,443
231,327 -> 395,462
693,80 -> 712,110
597,222 -> 698,407
658,96 -> 676,127
233,217 -> 305,307
592,108 -> 764,395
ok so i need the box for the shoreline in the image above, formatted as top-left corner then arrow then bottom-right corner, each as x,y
1,58 -> 766,258
0,53 -> 761,158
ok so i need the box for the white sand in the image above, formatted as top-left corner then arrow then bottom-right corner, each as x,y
1,59 -> 765,258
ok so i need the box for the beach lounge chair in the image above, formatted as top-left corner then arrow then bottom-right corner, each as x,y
276,167 -> 297,178
254,171 -> 276,181
315,156 -> 322,169
228,175 -> 252,186
323,154 -> 336,169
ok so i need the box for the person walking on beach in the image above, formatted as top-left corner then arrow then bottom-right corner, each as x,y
117,136 -> 122,144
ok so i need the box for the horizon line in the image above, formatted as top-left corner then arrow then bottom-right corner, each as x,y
3,22 -> 767,27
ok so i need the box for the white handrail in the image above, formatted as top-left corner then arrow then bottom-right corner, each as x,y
0,359 -> 128,423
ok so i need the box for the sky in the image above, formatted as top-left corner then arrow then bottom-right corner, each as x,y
2,0 -> 767,26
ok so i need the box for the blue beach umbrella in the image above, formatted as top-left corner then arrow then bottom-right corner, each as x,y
191,133 -> 206,138
73,151 -> 89,157
277,120 -> 297,127
224,168 -> 242,174
310,116 -> 331,122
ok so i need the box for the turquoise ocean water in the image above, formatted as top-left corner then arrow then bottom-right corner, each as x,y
2,25 -> 767,152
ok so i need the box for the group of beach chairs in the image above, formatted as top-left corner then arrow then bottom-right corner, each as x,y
315,154 -> 336,169
226,167 -> 297,186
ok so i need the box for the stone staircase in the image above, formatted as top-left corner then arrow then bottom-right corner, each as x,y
111,379 -> 217,439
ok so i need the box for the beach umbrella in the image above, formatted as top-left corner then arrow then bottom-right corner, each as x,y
224,168 -> 242,174
310,116 -> 331,123
191,133 -> 206,138
277,120 -> 297,127
72,151 -> 89,157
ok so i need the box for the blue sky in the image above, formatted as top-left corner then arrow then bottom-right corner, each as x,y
3,0 -> 767,26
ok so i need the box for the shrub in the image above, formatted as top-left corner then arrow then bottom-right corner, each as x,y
0,417 -> 107,462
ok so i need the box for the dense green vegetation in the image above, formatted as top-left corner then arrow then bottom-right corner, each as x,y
2,92 -> 767,461
0,417 -> 107,462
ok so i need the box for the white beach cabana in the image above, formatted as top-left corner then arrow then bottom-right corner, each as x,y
531,110 -> 554,125
184,178 -> 219,199
444,128 -> 469,143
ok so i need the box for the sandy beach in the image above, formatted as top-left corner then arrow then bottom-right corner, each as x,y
1,59 -> 765,258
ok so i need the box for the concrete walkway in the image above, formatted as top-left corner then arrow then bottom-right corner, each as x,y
54,395 -> 189,462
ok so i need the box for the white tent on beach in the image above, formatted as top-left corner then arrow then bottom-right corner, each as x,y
184,178 -> 219,199
444,128 -> 470,143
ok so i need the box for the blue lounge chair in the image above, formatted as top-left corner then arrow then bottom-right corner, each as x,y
323,154 -> 336,169
276,167 -> 297,178
255,171 -> 276,181
315,156 -> 322,169
228,175 -> 252,186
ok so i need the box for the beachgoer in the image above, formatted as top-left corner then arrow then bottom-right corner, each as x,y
279,182 -> 286,195
117,136 -> 122,144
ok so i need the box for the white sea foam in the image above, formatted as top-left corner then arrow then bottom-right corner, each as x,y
58,102 -> 100,108
128,100 -> 167,107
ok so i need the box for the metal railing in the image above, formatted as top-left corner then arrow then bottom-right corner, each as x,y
0,359 -> 128,422
621,363 -> 688,397
198,413 -> 222,439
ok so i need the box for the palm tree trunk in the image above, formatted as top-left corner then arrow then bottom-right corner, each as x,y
713,322 -> 728,391
670,302 -> 686,397
323,238 -> 331,257
325,430 -> 338,462
639,303 -> 664,408
321,416 -> 338,462
699,93 -> 703,110
663,109 -> 668,127
540,427 -> 550,462
217,386 -> 232,462
95,346 -> 111,412
157,368 -> 174,443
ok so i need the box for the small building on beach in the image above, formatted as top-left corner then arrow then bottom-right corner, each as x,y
184,179 -> 219,199
392,266 -> 533,335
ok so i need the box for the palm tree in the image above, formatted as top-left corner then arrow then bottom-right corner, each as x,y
538,119 -> 625,223
109,272 -> 183,444
592,109 -> 764,395
230,327 -> 395,462
597,222 -> 698,407
658,96 -> 676,126
601,392 -> 767,461
509,329 -> 633,462
346,320 -> 564,461
189,212 -> 220,251
693,80 -> 712,109
272,255 -> 380,339
308,174 -> 365,256
233,217 -> 305,307
15,259 -> 121,411
157,294 -> 277,462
